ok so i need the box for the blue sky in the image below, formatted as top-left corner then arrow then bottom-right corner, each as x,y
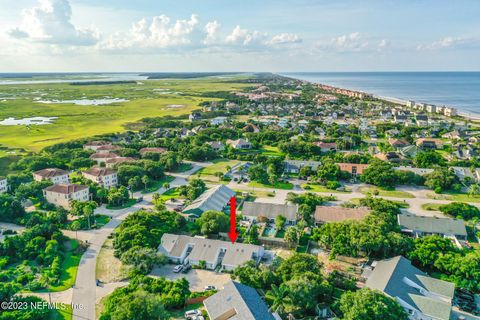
0,0 -> 479,72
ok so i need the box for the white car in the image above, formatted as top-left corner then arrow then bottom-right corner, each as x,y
173,265 -> 184,273
204,285 -> 217,291
184,309 -> 201,319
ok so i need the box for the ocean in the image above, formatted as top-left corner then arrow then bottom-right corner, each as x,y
282,72 -> 480,116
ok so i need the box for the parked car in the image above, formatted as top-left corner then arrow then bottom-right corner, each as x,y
182,264 -> 192,273
173,265 -> 184,273
204,285 -> 217,291
184,309 -> 201,319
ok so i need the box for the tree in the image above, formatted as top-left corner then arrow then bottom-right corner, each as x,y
414,151 -> 446,168
141,175 -> 150,191
360,159 -> 397,188
316,161 -> 342,183
275,215 -> 286,230
284,227 -> 299,248
424,168 -> 459,193
299,166 -> 313,179
102,289 -> 170,320
266,284 -> 290,314
120,246 -> 167,274
196,210 -> 229,235
439,202 -> 480,220
339,288 -> 408,320
468,184 -> 480,197
248,164 -> 269,184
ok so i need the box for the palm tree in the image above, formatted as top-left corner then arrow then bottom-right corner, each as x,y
266,284 -> 290,314
468,184 -> 480,197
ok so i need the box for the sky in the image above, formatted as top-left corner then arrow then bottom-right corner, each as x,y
0,0 -> 479,72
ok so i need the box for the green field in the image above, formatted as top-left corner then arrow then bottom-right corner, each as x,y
421,203 -> 443,211
49,239 -> 82,292
0,78 -> 250,151
248,181 -> 294,190
427,192 -> 480,203
302,184 -> 351,194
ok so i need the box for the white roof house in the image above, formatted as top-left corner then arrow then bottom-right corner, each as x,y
183,185 -> 235,218
158,234 -> 264,271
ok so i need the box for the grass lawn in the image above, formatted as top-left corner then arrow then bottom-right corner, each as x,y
248,181 -> 294,190
106,198 -> 136,210
49,239 -> 82,292
0,77 -> 251,151
94,214 -> 110,227
428,192 -> 480,203
199,159 -> 241,176
53,303 -> 73,320
421,203 -> 444,211
158,187 -> 184,201
259,146 -> 285,157
141,175 -> 175,194
360,187 -> 415,199
302,183 -> 351,193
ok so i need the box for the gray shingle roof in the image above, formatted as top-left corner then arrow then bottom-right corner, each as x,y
242,202 -> 298,221
183,185 -> 235,215
365,256 -> 454,320
204,281 -> 275,320
398,214 -> 467,237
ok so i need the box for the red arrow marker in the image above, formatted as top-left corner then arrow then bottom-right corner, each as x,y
228,196 -> 238,244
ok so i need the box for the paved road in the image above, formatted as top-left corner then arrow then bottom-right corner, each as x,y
71,162 -> 204,320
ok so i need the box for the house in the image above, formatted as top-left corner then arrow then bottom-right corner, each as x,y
416,138 -> 442,150
388,138 -> 409,149
365,256 -> 454,320
82,167 -> 118,189
399,145 -> 420,158
210,116 -> 228,126
83,141 -> 109,151
374,152 -> 402,163
105,157 -> 136,168
336,163 -> 369,176
95,144 -> 121,154
314,206 -> 371,225
315,141 -> 337,152
33,168 -> 69,184
206,141 -> 225,151
0,177 -> 7,194
203,281 -> 276,320
283,160 -> 322,174
189,112 -> 201,121
43,184 -> 89,209
394,166 -> 434,176
394,114 -> 408,123
139,147 -> 167,155
226,139 -> 252,150
242,202 -> 298,225
158,234 -> 264,271
89,152 -> 119,165
442,130 -> 464,140
243,123 -> 260,133
385,129 -> 400,138
450,166 -> 476,182
398,214 -> 467,243
182,185 -> 235,220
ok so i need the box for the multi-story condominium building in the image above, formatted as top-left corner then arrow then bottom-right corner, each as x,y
43,184 -> 89,209
0,177 -> 7,194
33,168 -> 69,184
82,167 -> 118,189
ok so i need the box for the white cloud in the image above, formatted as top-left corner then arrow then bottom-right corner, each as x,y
101,14 -> 200,50
315,32 -> 389,53
266,33 -> 302,45
331,32 -> 368,52
416,36 -> 478,50
225,25 -> 265,45
8,0 -> 99,46
203,20 -> 220,44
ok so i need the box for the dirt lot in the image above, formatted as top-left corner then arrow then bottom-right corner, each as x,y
96,238 -> 132,283
150,265 -> 232,292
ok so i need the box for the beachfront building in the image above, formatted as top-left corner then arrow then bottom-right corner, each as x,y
203,281 -> 276,320
82,167 -> 118,189
158,234 -> 265,271
283,160 -> 322,174
398,214 -> 467,244
182,185 -> 235,220
0,178 -> 7,194
365,256 -> 454,320
242,202 -> 298,225
43,184 -> 89,209
33,168 -> 69,184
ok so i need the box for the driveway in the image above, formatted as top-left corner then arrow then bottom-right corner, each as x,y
150,266 -> 232,292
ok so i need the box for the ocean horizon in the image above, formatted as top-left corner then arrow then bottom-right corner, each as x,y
282,72 -> 480,116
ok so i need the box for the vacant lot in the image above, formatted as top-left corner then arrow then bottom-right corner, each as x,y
360,187 -> 415,199
96,238 -> 131,283
150,266 -> 231,292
